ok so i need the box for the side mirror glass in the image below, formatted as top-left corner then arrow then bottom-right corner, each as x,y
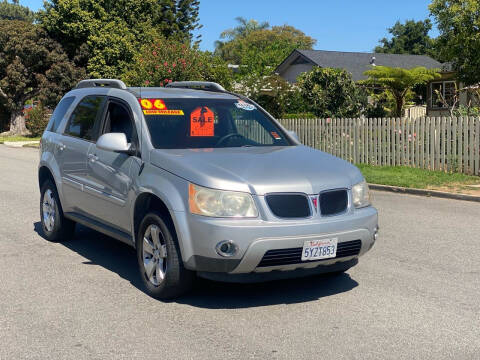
97,133 -> 131,153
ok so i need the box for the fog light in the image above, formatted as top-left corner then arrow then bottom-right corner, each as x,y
374,228 -> 379,242
215,240 -> 238,257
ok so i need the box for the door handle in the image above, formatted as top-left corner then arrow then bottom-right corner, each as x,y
88,154 -> 99,162
58,143 -> 66,151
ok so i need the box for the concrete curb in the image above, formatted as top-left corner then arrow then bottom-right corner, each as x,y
369,183 -> 480,203
2,141 -> 40,148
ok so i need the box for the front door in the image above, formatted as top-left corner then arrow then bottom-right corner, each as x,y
84,97 -> 139,232
58,95 -> 105,214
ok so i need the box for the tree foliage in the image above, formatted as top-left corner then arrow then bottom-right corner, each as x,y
236,74 -> 305,118
217,17 -> 269,44
39,0 -> 201,78
362,66 -> 440,117
0,20 -> 84,134
123,36 -> 233,90
215,19 -> 316,77
374,19 -> 436,57
430,0 -> 480,85
297,67 -> 367,118
0,0 -> 34,22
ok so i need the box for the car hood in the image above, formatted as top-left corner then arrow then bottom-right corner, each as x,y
150,146 -> 363,195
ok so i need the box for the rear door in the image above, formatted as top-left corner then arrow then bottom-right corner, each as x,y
84,97 -> 139,231
58,95 -> 105,214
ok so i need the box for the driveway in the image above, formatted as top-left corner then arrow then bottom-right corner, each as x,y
0,145 -> 479,360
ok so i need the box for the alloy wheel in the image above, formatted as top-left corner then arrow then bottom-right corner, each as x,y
142,224 -> 168,286
42,189 -> 56,232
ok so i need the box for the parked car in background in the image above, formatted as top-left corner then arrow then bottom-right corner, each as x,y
38,79 -> 378,299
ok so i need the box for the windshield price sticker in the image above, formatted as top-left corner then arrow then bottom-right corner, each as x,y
190,106 -> 214,137
143,109 -> 184,115
271,131 -> 281,140
139,98 -> 167,110
301,238 -> 338,261
235,100 -> 256,111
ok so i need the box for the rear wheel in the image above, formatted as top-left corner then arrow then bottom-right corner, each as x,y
136,211 -> 194,299
40,179 -> 75,242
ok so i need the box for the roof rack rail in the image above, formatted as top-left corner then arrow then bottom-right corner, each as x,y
165,81 -> 226,92
75,79 -> 127,90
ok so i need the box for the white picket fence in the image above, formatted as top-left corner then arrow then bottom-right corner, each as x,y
278,117 -> 480,176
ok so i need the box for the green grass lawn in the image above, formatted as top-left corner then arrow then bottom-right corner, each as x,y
357,164 -> 480,190
0,135 -> 40,144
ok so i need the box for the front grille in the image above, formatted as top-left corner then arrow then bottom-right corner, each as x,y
320,189 -> 348,216
257,239 -> 361,268
265,194 -> 311,218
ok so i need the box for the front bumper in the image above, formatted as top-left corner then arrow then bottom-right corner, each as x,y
174,206 -> 378,274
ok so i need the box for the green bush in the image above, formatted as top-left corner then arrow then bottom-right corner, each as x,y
281,113 -> 317,119
236,74 -> 306,118
297,67 -> 367,118
25,104 -> 49,136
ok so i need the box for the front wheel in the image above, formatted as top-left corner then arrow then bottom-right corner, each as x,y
40,179 -> 75,242
136,211 -> 194,299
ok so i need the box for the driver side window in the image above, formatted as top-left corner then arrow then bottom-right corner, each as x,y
101,100 -> 137,146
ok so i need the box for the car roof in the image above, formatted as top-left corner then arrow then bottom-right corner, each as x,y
127,87 -> 240,100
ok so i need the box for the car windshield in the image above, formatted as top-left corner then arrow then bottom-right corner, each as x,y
142,97 -> 292,149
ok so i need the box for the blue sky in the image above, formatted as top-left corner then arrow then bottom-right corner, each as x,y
22,0 -> 437,52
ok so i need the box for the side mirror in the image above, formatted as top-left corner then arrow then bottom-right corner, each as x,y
287,130 -> 300,143
97,133 -> 134,155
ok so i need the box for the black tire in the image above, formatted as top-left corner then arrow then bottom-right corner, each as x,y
136,211 -> 194,300
40,179 -> 75,242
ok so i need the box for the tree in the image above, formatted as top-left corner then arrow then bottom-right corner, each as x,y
362,66 -> 440,117
39,0 -> 201,78
218,17 -> 269,41
122,36 -> 233,90
0,20 -> 84,135
430,0 -> 480,85
297,67 -> 367,118
215,19 -> 316,77
374,19 -> 436,57
0,0 -> 34,22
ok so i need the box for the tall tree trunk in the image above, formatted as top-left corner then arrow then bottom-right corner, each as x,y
395,96 -> 404,118
8,111 -> 29,135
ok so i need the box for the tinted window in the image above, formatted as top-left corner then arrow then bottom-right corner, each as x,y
143,98 -> 291,149
65,96 -> 104,140
48,96 -> 75,132
102,101 -> 135,144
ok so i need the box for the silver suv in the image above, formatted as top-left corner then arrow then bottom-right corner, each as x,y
39,79 -> 378,299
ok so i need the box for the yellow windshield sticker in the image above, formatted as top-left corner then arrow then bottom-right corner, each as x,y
140,99 -> 153,109
143,109 -> 184,115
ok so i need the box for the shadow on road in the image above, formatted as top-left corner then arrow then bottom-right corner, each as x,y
34,222 -> 359,308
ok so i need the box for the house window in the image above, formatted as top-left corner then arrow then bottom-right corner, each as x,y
431,81 -> 456,108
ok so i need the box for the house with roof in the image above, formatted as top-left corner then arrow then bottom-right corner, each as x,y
275,49 -> 463,117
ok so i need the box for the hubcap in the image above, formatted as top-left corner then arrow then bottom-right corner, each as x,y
42,189 -> 56,232
142,224 -> 167,286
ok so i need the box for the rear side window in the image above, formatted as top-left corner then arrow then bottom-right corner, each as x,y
65,96 -> 104,141
48,96 -> 75,132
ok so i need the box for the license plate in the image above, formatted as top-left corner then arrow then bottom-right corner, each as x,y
301,238 -> 338,261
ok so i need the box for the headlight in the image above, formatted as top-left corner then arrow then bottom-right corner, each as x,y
188,183 -> 258,218
352,180 -> 371,208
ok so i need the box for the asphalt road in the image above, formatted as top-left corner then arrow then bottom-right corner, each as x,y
0,145 -> 479,360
